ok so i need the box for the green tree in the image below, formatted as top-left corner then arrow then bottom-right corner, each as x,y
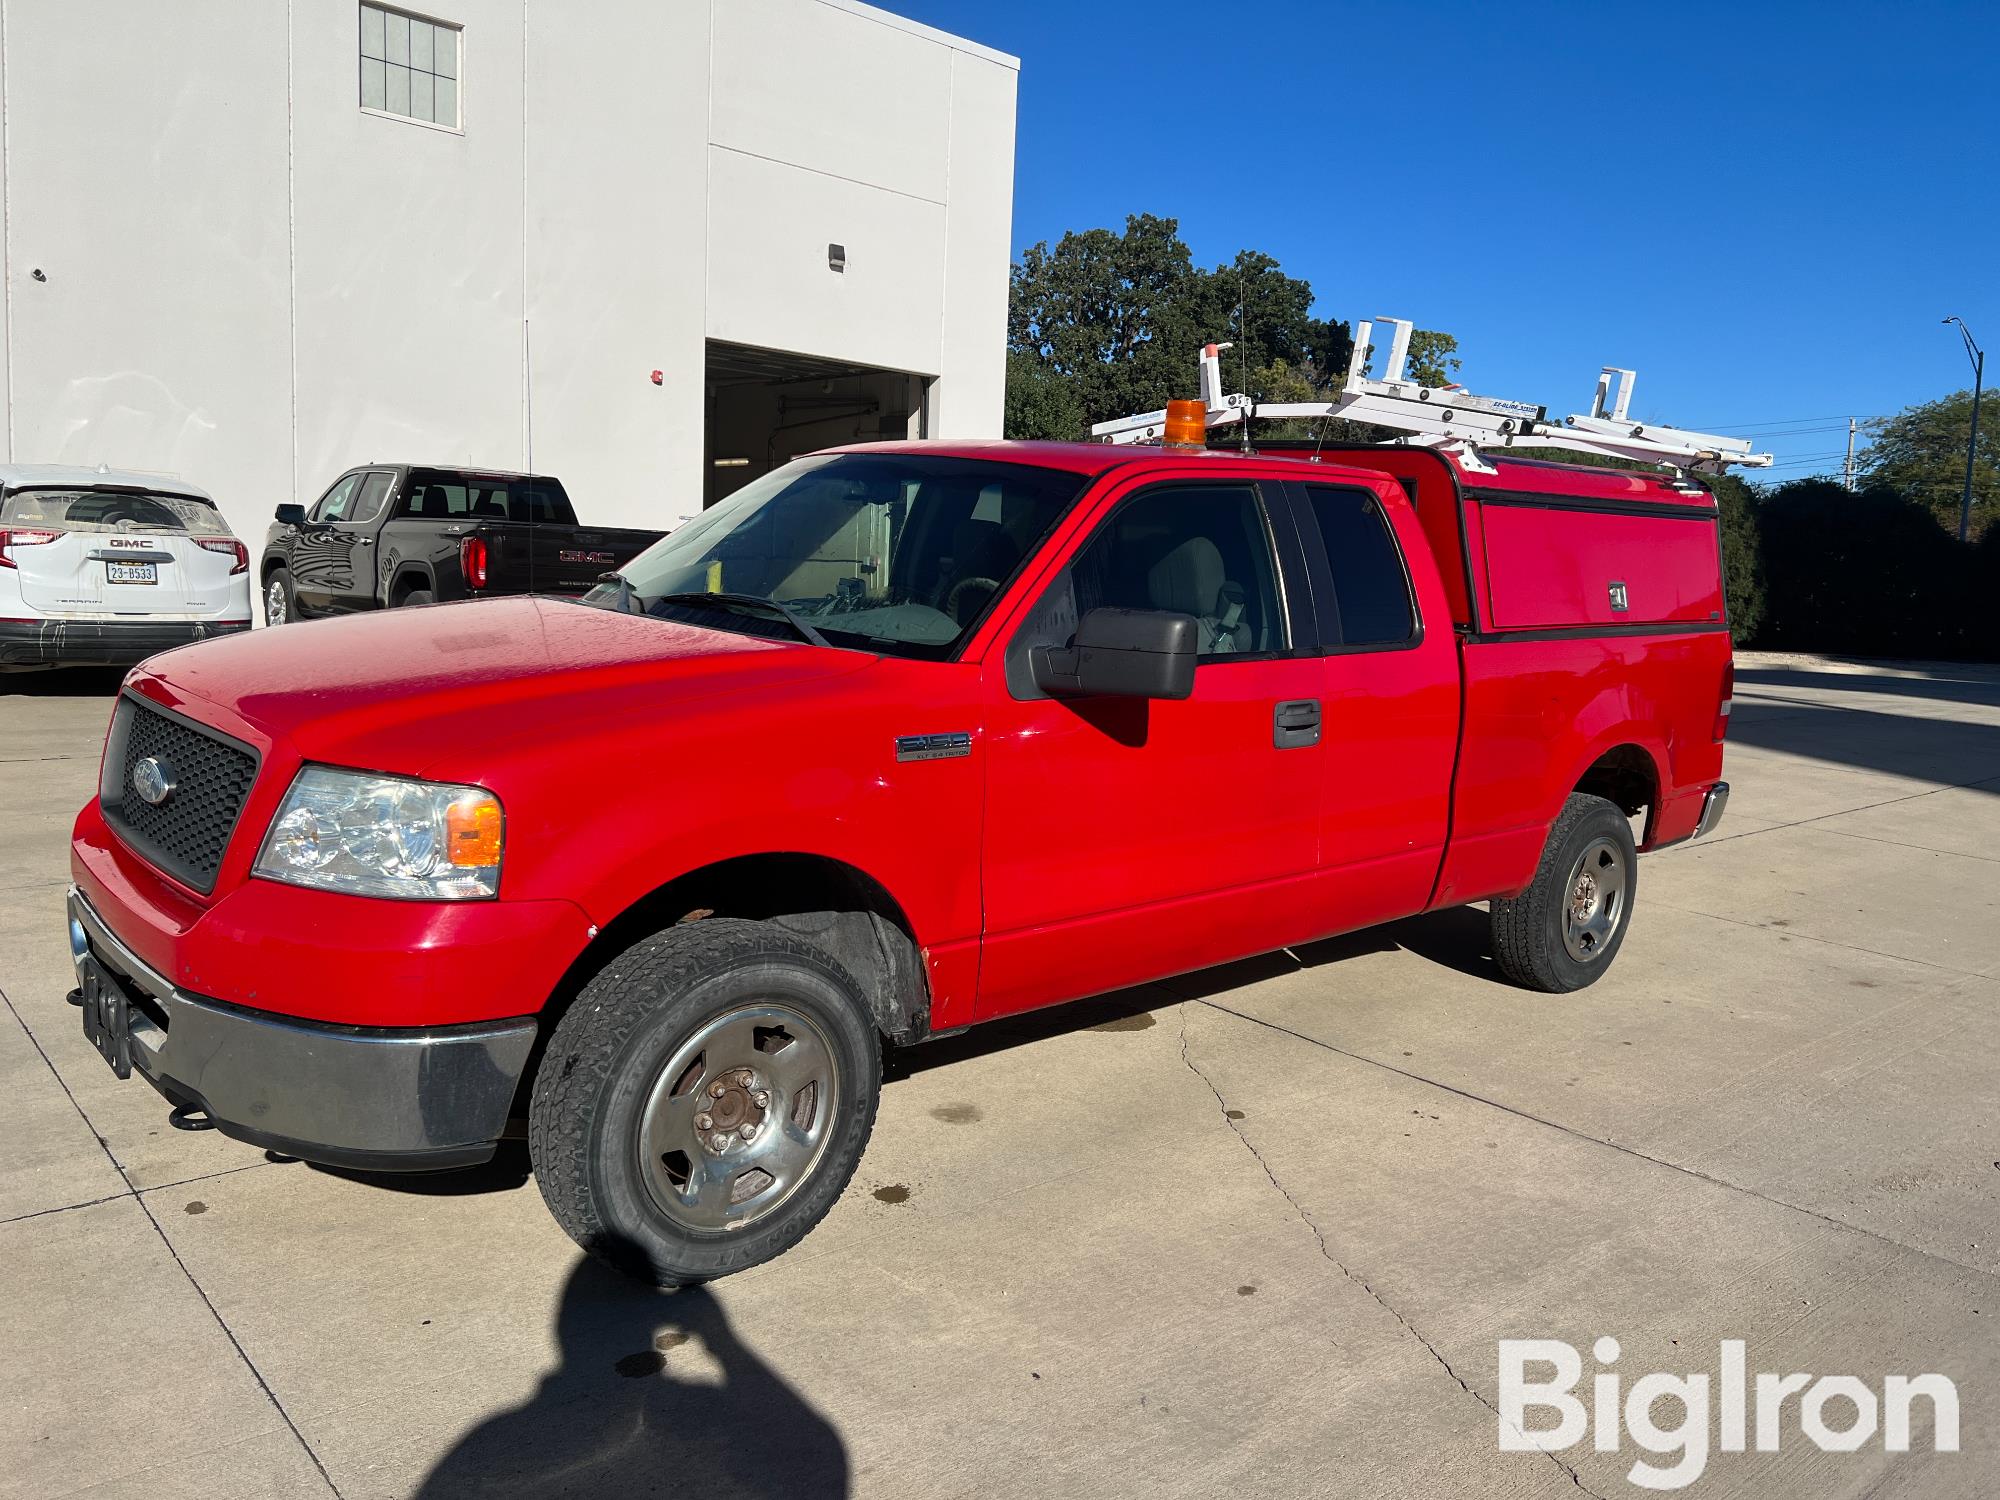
1859,389 -> 2000,537
1006,215 -> 1354,437
1002,352 -> 1085,442
1754,480 -> 1976,656
1405,329 -> 1462,389
1705,472 -> 1765,644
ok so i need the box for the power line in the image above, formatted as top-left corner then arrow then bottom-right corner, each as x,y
1685,412 -> 1885,430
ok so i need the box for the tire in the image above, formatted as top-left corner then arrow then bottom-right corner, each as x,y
1490,793 -> 1638,993
264,568 -> 296,626
529,917 -> 881,1287
399,589 -> 435,608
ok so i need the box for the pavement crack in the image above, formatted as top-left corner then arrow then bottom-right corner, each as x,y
1190,994 -> 2000,1288
0,980 -> 343,1497
1655,768 -> 2000,858
1176,1007 -> 1609,1500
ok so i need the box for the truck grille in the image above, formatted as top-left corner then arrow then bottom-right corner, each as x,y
100,695 -> 259,895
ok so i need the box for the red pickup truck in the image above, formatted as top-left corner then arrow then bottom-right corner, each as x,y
67,438 -> 1732,1284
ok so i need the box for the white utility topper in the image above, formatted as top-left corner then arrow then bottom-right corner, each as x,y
1090,317 -> 1774,475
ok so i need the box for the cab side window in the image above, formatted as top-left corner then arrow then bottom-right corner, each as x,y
309,474 -> 362,523
1304,486 -> 1415,647
347,472 -> 396,526
1007,482 -> 1286,697
1070,484 -> 1284,659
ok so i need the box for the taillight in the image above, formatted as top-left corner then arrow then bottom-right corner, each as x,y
1715,659 -> 1734,742
197,537 -> 250,575
0,528 -> 59,568
460,535 -> 489,589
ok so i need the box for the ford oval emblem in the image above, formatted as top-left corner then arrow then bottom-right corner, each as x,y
132,756 -> 176,807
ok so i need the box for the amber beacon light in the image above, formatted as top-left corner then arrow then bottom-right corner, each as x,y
1162,399 -> 1207,451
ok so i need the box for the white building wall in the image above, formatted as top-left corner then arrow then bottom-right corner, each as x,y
0,0 -> 1017,560
523,3 -> 710,516
0,0 -> 295,546
289,0 -> 527,495
934,48 -> 1020,437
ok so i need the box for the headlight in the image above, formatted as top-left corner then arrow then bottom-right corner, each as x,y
254,766 -> 503,900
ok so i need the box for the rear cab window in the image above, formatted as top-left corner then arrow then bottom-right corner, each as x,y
401,471 -> 577,524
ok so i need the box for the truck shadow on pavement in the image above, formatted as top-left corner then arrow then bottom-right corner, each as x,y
1729,690 -> 2000,791
415,1250 -> 849,1499
887,903 -> 1496,1082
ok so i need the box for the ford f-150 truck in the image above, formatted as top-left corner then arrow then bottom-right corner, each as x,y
259,464 -> 660,623
68,436 -> 1733,1285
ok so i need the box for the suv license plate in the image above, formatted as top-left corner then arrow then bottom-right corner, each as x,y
106,561 -> 157,585
79,957 -> 134,1079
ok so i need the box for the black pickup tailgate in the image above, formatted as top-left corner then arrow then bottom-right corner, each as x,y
473,522 -> 662,596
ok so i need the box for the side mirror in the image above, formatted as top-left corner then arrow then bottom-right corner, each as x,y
1031,607 -> 1199,701
274,503 -> 307,527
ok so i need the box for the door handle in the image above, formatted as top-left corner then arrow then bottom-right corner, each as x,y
1273,698 -> 1321,749
355,537 -> 375,546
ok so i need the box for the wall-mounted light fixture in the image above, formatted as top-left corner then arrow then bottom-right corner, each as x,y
712,457 -> 750,468
828,243 -> 847,274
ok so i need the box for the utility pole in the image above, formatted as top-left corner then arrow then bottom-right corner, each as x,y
1943,316 -> 1984,541
1844,417 -> 1857,491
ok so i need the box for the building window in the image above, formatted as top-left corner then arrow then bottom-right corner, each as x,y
360,4 -> 460,130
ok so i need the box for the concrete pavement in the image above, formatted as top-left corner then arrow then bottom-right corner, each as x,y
1,653 -> 1994,1498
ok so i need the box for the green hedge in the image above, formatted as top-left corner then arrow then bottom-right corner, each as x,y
1748,479 -> 2000,659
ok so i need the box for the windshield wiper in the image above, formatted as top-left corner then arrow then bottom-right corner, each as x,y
651,591 -> 830,648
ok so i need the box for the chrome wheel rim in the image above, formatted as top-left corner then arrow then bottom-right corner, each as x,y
637,1001 -> 841,1233
1562,836 -> 1628,963
265,577 -> 287,624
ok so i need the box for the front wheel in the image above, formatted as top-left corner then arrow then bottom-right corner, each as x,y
264,568 -> 296,625
529,918 -> 881,1286
1490,792 -> 1638,992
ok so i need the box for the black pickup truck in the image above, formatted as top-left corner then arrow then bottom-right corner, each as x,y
259,465 -> 662,623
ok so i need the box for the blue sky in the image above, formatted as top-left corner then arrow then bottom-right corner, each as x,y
895,0 -> 1999,480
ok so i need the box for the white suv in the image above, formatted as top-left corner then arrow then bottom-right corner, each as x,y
0,465 -> 252,670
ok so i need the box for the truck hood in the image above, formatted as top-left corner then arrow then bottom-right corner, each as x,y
133,595 -> 873,773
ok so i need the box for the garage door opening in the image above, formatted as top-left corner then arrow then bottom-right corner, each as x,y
705,341 -> 930,510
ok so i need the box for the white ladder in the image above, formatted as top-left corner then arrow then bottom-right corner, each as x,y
1089,317 -> 1772,474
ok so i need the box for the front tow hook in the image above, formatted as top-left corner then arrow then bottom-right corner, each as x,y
168,1104 -> 216,1133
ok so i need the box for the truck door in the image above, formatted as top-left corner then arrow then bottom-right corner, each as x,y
323,471 -> 397,611
977,477 -> 1325,1019
1286,479 -> 1460,928
289,472 -> 362,612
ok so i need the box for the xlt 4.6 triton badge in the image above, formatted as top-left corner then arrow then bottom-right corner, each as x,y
895,732 -> 971,763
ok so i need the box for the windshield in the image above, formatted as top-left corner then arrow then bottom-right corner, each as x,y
586,453 -> 1089,660
0,488 -> 232,536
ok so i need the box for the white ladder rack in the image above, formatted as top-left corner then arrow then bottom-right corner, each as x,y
1089,317 -> 1772,474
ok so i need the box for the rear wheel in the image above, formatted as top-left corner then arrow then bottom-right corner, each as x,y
399,589 -> 435,608
264,569 -> 296,625
1490,793 -> 1637,992
529,918 -> 880,1286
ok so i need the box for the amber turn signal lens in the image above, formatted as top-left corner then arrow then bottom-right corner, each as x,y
446,794 -> 503,868
1162,399 -> 1207,450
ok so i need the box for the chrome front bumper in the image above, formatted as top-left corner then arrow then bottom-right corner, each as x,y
68,887 -> 536,1171
1692,781 -> 1731,840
